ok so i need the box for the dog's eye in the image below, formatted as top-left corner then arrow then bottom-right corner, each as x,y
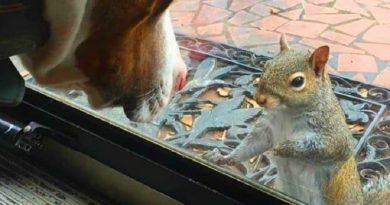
289,72 -> 306,91
107,64 -> 118,72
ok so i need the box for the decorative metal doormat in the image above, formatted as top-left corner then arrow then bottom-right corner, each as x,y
26,34 -> 390,188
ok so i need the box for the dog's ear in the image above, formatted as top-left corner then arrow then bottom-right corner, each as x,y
91,0 -> 173,32
148,0 -> 174,20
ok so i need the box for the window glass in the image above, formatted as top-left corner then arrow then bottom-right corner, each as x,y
171,1 -> 390,204
18,0 -> 390,204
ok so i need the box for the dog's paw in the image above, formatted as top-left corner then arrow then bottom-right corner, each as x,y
202,148 -> 233,165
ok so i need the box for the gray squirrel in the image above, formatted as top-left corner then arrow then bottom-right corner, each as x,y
203,34 -> 390,205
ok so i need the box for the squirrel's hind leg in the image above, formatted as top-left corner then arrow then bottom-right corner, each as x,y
363,174 -> 390,205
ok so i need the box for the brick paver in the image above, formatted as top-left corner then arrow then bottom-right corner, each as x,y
373,67 -> 390,87
228,11 -> 260,25
277,20 -> 328,38
171,0 -> 390,88
251,15 -> 289,31
338,54 -> 378,72
363,25 -> 390,44
304,3 -> 338,14
321,31 -> 355,45
278,9 -> 303,20
355,43 -> 390,60
333,18 -> 375,36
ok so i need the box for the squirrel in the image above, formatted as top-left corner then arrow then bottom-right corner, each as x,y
203,34 -> 390,205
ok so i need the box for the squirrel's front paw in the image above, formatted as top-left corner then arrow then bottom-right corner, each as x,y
202,148 -> 234,165
273,141 -> 295,157
272,146 -> 289,158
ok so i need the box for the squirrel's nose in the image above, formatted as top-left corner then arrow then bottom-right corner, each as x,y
256,95 -> 268,105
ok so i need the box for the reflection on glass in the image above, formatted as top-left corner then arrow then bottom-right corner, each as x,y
24,0 -> 390,204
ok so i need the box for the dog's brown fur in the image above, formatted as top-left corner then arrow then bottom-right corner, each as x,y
13,0 -> 186,122
76,0 -> 175,106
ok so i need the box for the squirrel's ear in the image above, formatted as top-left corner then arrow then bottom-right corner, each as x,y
280,33 -> 290,52
309,46 -> 329,79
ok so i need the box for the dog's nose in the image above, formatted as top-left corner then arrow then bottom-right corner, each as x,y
256,94 -> 268,105
174,62 -> 187,91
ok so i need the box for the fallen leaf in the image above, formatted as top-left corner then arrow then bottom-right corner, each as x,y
221,130 -> 227,140
358,88 -> 368,98
181,115 -> 193,127
245,97 -> 260,108
208,130 -> 226,140
217,87 -> 231,97
197,103 -> 214,110
349,123 -> 365,133
250,156 -> 258,164
225,164 -> 246,175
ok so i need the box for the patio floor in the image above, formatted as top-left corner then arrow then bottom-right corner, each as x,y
170,0 -> 390,88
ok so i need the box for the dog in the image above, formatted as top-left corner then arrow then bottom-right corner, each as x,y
10,0 -> 187,122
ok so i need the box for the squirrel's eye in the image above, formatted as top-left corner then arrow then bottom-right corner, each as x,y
289,72 -> 306,91
291,76 -> 304,87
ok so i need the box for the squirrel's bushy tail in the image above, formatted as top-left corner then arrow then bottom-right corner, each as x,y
363,174 -> 390,205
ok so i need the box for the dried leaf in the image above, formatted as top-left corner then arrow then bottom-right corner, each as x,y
245,97 -> 260,108
349,123 -> 365,133
197,103 -> 214,110
225,164 -> 246,175
358,88 -> 368,98
207,130 -> 227,140
181,115 -> 193,127
158,127 -> 172,139
250,156 -> 258,164
217,87 -> 231,97
221,130 -> 227,140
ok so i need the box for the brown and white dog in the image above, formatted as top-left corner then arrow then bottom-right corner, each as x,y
11,0 -> 187,122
